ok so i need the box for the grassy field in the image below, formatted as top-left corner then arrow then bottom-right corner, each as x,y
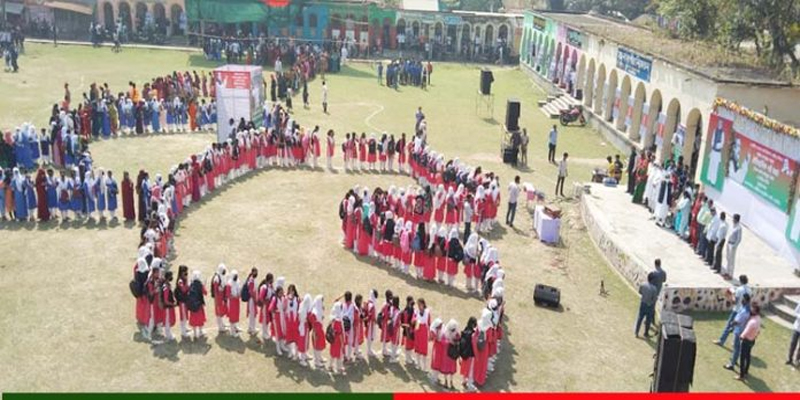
0,43 -> 798,392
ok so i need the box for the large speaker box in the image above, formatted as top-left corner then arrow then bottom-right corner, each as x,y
533,283 -> 561,308
502,147 -> 517,165
506,98 -> 521,132
480,69 -> 494,95
652,312 -> 696,393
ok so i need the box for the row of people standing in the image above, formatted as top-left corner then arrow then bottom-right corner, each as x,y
340,184 -> 505,295
132,257 -> 505,391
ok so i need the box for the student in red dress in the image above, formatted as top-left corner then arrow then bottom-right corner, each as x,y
160,271 -> 177,342
440,319 -> 460,389
379,289 -> 394,357
352,294 -> 365,359
211,264 -> 228,334
244,268 -> 258,335
463,233 -> 480,293
297,294 -> 312,366
401,296 -> 417,366
269,277 -> 288,356
413,222 -> 428,279
471,309 -> 492,388
225,270 -> 241,337
446,228 -> 463,287
326,130 -> 335,170
146,265 -> 163,340
428,318 -> 444,384
339,291 -> 357,361
367,134 -> 377,171
397,133 -> 407,174
435,227 -> 448,283
400,220 -> 413,275
357,202 -> 371,256
363,289 -> 378,357
187,270 -> 208,340
344,196 -> 356,250
309,294 -> 326,368
414,298 -> 432,370
328,301 -> 346,374
358,133 -> 367,171
388,296 -> 402,363
257,273 -> 274,344
285,284 -> 301,360
175,265 -> 190,339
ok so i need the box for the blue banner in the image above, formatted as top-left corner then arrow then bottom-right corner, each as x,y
616,47 -> 652,82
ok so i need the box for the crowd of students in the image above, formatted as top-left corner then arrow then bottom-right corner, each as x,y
122,105 -> 506,390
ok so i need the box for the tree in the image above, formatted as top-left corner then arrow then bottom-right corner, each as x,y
564,0 -> 650,20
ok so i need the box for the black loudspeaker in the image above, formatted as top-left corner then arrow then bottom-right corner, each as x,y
502,147 -> 517,164
506,98 -> 521,132
533,284 -> 561,308
652,312 -> 696,393
480,69 -> 494,95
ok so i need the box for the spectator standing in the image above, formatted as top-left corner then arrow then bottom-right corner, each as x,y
555,152 -> 568,197
547,125 -> 558,164
520,129 -> 529,166
724,214 -> 742,279
786,301 -> 800,366
651,259 -> 667,295
506,176 -> 520,228
635,272 -> 658,338
735,304 -> 761,381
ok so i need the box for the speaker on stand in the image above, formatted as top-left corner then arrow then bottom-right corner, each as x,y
480,69 -> 494,95
505,98 -> 521,132
475,69 -> 495,118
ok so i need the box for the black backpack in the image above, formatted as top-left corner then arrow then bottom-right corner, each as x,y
241,280 -> 251,302
339,201 -> 346,220
187,280 -> 204,312
449,239 -> 464,262
459,329 -> 474,358
325,323 -> 335,343
174,281 -> 187,304
376,310 -> 384,328
343,316 -> 352,332
129,279 -> 141,298
363,215 -> 373,236
210,273 -> 221,299
447,341 -> 461,360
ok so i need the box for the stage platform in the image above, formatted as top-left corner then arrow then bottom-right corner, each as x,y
580,183 -> 800,312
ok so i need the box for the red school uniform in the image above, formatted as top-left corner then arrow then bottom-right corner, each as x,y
414,309 -> 431,356
329,319 -> 345,359
430,327 -> 443,372
308,312 -> 326,351
224,284 -> 240,324
211,273 -> 227,317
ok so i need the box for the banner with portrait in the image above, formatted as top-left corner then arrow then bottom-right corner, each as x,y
699,112 -> 732,191
728,132 -> 797,212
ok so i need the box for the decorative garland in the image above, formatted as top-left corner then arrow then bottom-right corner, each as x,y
712,97 -> 799,139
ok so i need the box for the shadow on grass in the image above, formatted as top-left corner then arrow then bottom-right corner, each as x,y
0,213 -> 134,232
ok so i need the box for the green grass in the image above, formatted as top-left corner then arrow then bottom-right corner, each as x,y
1,43 -> 798,392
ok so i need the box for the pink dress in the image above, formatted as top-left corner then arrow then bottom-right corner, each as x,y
225,285 -> 240,324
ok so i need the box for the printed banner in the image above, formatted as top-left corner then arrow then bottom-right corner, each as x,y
788,194 -> 800,250
672,124 -> 686,164
700,112 -> 732,191
639,102 -> 650,142
566,28 -> 585,49
612,89 -> 621,120
729,132 -> 797,211
616,47 -> 653,82
624,95 -> 634,129
655,112 -> 666,147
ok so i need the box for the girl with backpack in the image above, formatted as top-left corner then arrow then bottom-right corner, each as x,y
379,290 -> 394,358
471,309 -> 493,388
423,224 -> 439,281
269,278 -> 288,356
392,217 -> 405,269
308,294 -> 326,368
463,233 -> 480,293
441,319 -> 460,389
328,301 -> 346,374
378,133 -> 388,172
387,134 -> 396,172
397,133 -> 407,174
358,133 -> 367,171
187,270 -> 207,339
356,202 -> 371,256
434,227 -> 448,284
145,267 -> 162,341
400,220 -> 413,275
286,284 -> 301,360
400,296 -> 416,366
446,228 -> 464,287
387,296 -> 402,363
175,265 -> 190,339
256,274 -> 273,344
243,268 -> 258,335
367,134 -> 377,171
225,270 -> 241,337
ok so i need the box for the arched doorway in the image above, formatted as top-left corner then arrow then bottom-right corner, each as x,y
446,24 -> 457,53
153,3 -> 166,35
594,64 -> 606,115
330,14 -> 342,39
103,2 -> 114,29
118,1 -> 133,32
170,4 -> 183,35
134,2 -> 147,31
684,109 -> 703,175
661,98 -> 682,163
383,17 -> 394,48
584,58 -> 596,108
485,24 -> 494,51
434,22 -> 443,40
616,76 -> 632,131
499,24 -> 509,47
412,21 -> 420,37
643,90 -> 662,150
396,18 -> 406,49
552,42 -> 562,81
461,24 -> 471,55
575,54 -> 586,99
629,82 -> 647,140
309,13 -> 318,37
605,69 -> 618,122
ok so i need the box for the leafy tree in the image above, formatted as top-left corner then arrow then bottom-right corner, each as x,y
563,0 -> 650,20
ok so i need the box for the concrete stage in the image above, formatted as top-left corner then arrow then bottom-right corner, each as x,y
580,183 -> 800,312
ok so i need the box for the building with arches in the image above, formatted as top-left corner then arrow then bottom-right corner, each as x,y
520,11 -> 800,270
96,0 -> 187,35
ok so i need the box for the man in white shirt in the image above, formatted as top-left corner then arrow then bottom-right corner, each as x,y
506,176 -> 521,227
715,275 -> 751,346
274,58 -> 283,74
704,208 -> 720,266
548,125 -> 558,164
556,153 -> 568,197
713,212 -> 728,273
725,214 -> 743,279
